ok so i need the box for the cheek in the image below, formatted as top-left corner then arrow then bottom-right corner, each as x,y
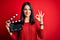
28,10 -> 31,13
24,10 -> 31,16
24,10 -> 27,16
24,10 -> 27,13
28,10 -> 31,15
24,10 -> 31,14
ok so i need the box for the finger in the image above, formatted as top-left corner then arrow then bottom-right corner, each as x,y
35,16 -> 38,20
36,14 -> 40,18
35,15 -> 38,19
6,20 -> 11,27
6,20 -> 11,24
43,13 -> 45,16
35,14 -> 40,19
35,16 -> 40,21
38,10 -> 40,15
36,14 -> 39,16
40,10 -> 42,14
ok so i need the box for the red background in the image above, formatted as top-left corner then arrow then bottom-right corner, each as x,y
0,0 -> 60,40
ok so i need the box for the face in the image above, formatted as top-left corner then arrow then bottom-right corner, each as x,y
23,5 -> 31,17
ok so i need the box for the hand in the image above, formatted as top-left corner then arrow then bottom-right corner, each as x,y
35,10 -> 45,22
5,14 -> 18,35
5,20 -> 11,30
5,14 -> 18,33
5,20 -> 12,35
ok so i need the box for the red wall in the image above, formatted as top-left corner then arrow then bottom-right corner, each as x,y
0,0 -> 60,40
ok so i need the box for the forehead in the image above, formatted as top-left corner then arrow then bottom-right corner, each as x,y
24,5 -> 30,9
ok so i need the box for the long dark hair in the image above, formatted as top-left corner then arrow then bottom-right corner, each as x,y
20,2 -> 35,25
17,2 -> 35,38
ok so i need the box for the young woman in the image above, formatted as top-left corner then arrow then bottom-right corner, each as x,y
6,2 -> 44,40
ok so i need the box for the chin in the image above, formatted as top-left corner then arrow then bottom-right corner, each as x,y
26,15 -> 30,17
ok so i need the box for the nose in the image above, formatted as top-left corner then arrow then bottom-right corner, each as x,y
26,10 -> 30,13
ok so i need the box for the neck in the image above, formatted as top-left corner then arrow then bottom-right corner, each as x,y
25,16 -> 30,23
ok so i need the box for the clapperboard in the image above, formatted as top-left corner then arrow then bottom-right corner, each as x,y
7,14 -> 22,32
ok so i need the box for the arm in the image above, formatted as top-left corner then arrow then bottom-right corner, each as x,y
35,10 -> 44,39
40,17 -> 44,30
39,18 -> 44,39
5,21 -> 17,40
35,10 -> 44,30
35,19 -> 43,39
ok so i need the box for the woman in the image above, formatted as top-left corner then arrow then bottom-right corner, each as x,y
6,2 -> 44,40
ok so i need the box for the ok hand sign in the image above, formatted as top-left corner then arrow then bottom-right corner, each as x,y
35,10 -> 45,22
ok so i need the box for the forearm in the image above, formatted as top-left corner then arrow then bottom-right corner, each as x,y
40,17 -> 44,30
6,25 -> 17,40
6,25 -> 12,35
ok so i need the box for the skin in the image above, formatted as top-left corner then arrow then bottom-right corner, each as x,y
5,5 -> 44,36
23,5 -> 31,23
